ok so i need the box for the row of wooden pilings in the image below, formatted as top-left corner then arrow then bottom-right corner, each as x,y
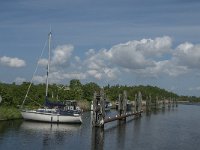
92,89 -> 143,128
92,89 -> 178,128
146,95 -> 178,112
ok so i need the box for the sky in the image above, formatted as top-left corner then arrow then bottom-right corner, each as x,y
1,0 -> 200,96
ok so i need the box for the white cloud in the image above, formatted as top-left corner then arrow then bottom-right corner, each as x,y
0,56 -> 26,68
33,75 -> 46,83
52,44 -> 73,66
108,36 -> 172,70
141,36 -> 172,57
174,42 -> 200,68
103,67 -> 119,80
14,77 -> 26,84
85,49 -> 96,56
38,58 -> 48,67
109,42 -> 155,69
27,36 -> 200,85
83,36 -> 175,78
87,70 -> 102,80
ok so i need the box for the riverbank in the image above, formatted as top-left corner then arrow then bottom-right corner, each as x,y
0,107 -> 22,121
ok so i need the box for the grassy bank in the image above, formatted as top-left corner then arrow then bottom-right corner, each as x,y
0,106 -> 22,121
77,100 -> 91,111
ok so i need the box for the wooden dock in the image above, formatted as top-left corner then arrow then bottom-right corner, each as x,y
92,89 -> 143,128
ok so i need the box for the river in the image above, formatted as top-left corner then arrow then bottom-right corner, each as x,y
0,104 -> 199,150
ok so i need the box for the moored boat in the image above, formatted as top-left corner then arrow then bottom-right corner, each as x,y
20,32 -> 82,124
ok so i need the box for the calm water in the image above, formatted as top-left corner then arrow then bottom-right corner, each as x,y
0,104 -> 200,150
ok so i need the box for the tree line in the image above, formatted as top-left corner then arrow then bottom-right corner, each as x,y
0,79 -> 198,108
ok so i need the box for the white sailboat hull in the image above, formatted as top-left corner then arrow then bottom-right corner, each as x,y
21,111 -> 82,124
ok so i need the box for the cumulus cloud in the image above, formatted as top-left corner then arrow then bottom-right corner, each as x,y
32,36 -> 200,84
109,42 -> 155,69
83,36 -> 177,78
52,44 -> 73,66
0,56 -> 26,68
35,37 -> 174,83
173,42 -> 200,68
108,36 -> 172,70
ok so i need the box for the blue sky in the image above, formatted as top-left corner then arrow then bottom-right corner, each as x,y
1,0 -> 200,96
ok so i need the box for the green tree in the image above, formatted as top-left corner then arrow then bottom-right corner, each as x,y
82,82 -> 100,101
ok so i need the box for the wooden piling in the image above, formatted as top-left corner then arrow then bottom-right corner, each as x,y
92,89 -> 105,127
92,90 -> 143,128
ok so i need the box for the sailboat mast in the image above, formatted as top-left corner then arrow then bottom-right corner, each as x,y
45,32 -> 52,99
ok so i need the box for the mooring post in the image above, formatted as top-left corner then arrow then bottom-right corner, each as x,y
122,90 -> 127,120
154,96 -> 157,109
100,89 -> 105,126
138,91 -> 142,116
146,95 -> 149,112
92,91 -> 97,127
149,94 -> 152,112
92,89 -> 105,128
119,94 -> 123,117
135,93 -> 138,113
138,91 -> 142,112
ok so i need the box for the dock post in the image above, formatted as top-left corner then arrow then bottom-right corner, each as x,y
135,91 -> 142,116
92,91 -> 97,127
135,93 -> 138,113
147,94 -> 152,112
100,89 -> 105,126
155,96 -> 158,109
122,90 -> 127,120
118,94 -> 123,116
146,95 -> 149,112
138,91 -> 142,116
92,89 -> 105,128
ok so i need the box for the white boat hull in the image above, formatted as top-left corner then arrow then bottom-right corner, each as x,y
21,111 -> 82,124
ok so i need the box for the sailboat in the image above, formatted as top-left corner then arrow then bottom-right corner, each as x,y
21,32 -> 82,124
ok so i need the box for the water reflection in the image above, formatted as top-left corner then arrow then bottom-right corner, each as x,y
91,127 -> 104,150
20,121 -> 81,148
0,120 -> 22,134
116,121 -> 126,150
133,117 -> 141,139
20,121 -> 80,132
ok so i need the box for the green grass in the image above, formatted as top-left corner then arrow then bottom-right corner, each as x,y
0,106 -> 22,120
